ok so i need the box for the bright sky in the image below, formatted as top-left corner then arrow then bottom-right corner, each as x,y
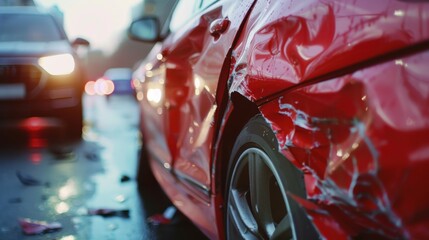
36,0 -> 141,55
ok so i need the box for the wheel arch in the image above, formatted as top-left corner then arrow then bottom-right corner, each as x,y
212,92 -> 258,239
214,92 -> 260,197
213,93 -> 320,239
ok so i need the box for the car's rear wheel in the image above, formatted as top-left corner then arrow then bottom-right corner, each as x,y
225,115 -> 318,240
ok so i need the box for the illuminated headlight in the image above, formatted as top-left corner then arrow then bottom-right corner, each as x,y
38,54 -> 75,75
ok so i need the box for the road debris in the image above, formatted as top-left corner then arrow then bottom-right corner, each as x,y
87,208 -> 130,218
120,175 -> 131,183
19,218 -> 62,235
16,171 -> 42,186
115,194 -> 127,203
147,206 -> 177,225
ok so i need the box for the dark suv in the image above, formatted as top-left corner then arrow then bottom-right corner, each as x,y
0,7 -> 89,138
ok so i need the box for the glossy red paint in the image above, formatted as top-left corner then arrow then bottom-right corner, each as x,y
134,1 -> 255,239
257,51 -> 429,239
229,0 -> 429,239
231,0 -> 429,100
132,0 -> 429,239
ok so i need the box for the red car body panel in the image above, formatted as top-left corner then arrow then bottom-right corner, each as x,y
231,0 -> 429,100
228,0 -> 429,239
133,0 -> 429,239
137,0 -> 255,239
257,51 -> 429,239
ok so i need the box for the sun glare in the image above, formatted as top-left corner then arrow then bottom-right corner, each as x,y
36,0 -> 141,54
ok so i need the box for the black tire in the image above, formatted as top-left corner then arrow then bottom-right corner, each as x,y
225,115 -> 319,240
61,101 -> 83,140
136,139 -> 159,192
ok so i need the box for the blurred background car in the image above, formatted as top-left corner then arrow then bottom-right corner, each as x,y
129,0 -> 429,239
103,68 -> 133,95
85,68 -> 135,96
84,68 -> 134,97
0,6 -> 89,139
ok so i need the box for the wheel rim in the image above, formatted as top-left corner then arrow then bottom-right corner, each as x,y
227,148 -> 295,240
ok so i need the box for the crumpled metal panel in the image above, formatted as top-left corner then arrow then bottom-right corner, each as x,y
230,0 -> 429,100
259,51 -> 429,239
228,0 -> 429,238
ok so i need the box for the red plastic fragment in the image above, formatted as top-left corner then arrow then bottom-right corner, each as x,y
19,218 -> 62,235
147,214 -> 172,225
147,206 -> 177,225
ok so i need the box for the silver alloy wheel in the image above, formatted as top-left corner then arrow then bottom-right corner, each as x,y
227,147 -> 296,240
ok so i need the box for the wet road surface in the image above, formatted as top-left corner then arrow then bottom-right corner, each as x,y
0,95 -> 208,240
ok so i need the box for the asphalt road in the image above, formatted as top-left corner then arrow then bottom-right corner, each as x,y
0,95 -> 208,240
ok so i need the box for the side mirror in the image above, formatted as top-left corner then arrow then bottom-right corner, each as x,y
71,37 -> 90,47
128,17 -> 160,43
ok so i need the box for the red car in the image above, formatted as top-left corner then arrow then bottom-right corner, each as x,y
129,0 -> 429,239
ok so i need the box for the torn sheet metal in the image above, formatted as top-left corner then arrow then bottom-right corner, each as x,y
227,0 -> 429,238
258,51 -> 429,239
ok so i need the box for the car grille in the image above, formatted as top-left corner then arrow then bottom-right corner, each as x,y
0,64 -> 42,94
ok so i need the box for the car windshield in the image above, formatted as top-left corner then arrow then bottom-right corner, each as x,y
0,13 -> 65,42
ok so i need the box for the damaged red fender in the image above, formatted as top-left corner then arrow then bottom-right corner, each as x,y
229,0 -> 429,238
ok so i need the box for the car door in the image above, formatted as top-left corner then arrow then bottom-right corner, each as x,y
158,0 -> 255,201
